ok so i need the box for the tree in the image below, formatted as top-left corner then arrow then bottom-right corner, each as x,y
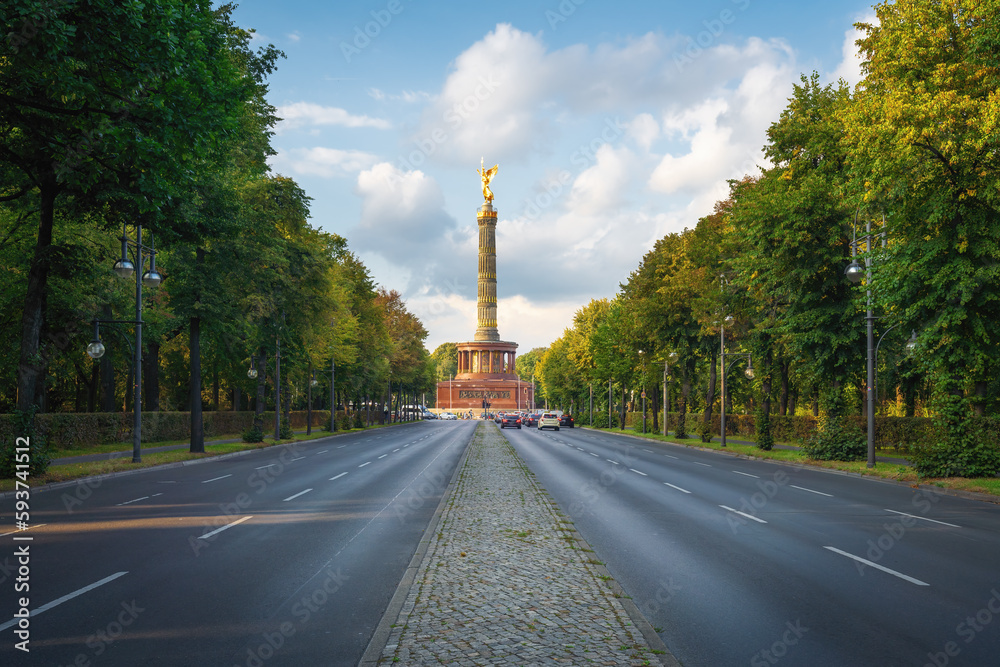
2,0 -> 281,411
843,0 -> 1000,475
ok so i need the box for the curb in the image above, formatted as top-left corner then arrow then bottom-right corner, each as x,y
582,427 -> 1000,506
357,423 -> 476,666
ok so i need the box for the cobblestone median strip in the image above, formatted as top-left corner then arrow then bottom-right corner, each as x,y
374,422 -> 672,666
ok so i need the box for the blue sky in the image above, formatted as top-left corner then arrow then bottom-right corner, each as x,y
227,0 -> 875,352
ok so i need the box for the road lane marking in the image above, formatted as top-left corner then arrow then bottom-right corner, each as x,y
337,445 -> 346,448
590,453 -> 600,457
202,474 -> 232,483
316,450 -> 328,454
733,471 -> 760,478
577,448 -> 585,451
329,472 -> 348,481
116,494 -> 163,506
290,457 -> 306,462
663,482 -> 691,494
198,516 -> 253,540
791,485 -> 833,497
823,546 -> 929,586
630,469 -> 648,476
283,489 -> 313,502
378,454 -> 388,459
0,524 -> 47,537
607,459 -> 619,464
692,462 -> 712,467
720,505 -> 767,524
255,463 -> 276,470
359,461 -> 371,467
884,510 -> 959,528
664,454 -> 679,459
393,449 -> 400,452
0,571 -> 129,632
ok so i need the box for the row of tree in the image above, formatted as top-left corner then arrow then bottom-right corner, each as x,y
533,0 -> 1000,476
1,2 -> 436,448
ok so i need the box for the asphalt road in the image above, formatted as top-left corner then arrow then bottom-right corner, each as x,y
1,420 -> 475,666
502,424 -> 1000,667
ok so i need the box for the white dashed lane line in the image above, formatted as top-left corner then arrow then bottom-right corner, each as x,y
884,510 -> 959,528
692,462 -> 712,468
824,546 -> 929,586
663,482 -> 691,494
202,474 -> 232,484
733,471 -> 760,478
378,454 -> 388,459
359,462 -> 371,468
329,472 -> 348,481
283,489 -> 313,502
720,505 -> 767,524
629,469 -> 648,476
790,485 -> 833,497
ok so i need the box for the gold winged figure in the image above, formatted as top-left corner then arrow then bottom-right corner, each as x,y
478,158 -> 498,203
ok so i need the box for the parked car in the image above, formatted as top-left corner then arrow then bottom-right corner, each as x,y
559,413 -> 574,428
538,412 -> 560,431
439,412 -> 457,420
500,414 -> 522,429
524,413 -> 540,427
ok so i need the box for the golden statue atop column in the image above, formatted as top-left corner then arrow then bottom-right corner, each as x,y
478,157 -> 498,203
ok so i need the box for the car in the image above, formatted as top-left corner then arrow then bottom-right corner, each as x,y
538,412 -> 560,431
439,412 -> 457,420
524,413 -> 540,427
500,414 -> 522,429
559,413 -> 574,428
422,411 -> 437,420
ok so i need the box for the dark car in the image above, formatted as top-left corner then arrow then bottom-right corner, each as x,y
524,413 -> 540,427
559,413 -> 574,428
500,414 -> 522,429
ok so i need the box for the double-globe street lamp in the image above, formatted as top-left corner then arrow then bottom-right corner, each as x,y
86,222 -> 162,463
845,212 -> 918,468
719,316 -> 753,448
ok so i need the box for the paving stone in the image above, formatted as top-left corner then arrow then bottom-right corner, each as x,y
378,423 -> 660,666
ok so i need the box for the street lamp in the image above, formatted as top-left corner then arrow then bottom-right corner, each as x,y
88,221 -> 161,463
638,349 -> 647,434
720,306 -> 752,448
845,209 -> 886,468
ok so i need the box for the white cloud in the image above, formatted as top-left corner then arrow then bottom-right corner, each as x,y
276,102 -> 391,130
828,14 -> 875,88
272,147 -> 379,178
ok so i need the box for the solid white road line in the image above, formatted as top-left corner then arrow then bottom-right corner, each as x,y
791,485 -> 833,497
663,482 -> 691,494
0,571 -> 129,632
733,471 -> 760,478
823,546 -> 929,586
283,489 -> 313,502
720,505 -> 767,524
359,462 -> 371,467
884,509 -> 960,528
630,469 -> 648,476
329,472 -> 348,481
202,474 -> 233,483
198,516 -> 253,540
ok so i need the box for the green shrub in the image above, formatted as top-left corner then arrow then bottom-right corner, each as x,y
910,420 -> 1000,478
591,412 -> 610,428
241,425 -> 264,443
696,418 -> 713,443
0,408 -> 52,479
279,417 -> 293,440
353,412 -> 366,429
755,407 -> 774,451
802,415 -> 866,461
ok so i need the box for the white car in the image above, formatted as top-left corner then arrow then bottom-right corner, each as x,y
439,412 -> 457,420
538,413 -> 560,431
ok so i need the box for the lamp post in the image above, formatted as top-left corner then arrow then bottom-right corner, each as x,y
88,221 -> 161,463
845,210 -> 886,468
720,308 -> 753,448
663,352 -> 676,437
638,349 -> 646,434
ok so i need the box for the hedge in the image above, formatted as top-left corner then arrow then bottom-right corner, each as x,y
0,410 -> 334,451
619,411 -> 944,452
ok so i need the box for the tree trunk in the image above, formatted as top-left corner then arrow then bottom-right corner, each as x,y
254,348 -> 266,429
212,367 -> 220,411
17,174 -> 58,412
651,383 -> 659,433
812,385 -> 820,416
144,340 -> 160,412
233,387 -> 242,412
619,384 -> 626,430
189,314 -> 204,452
779,359 -> 789,416
761,347 -> 773,417
973,380 -> 987,417
704,347 -> 717,426
189,247 -> 205,453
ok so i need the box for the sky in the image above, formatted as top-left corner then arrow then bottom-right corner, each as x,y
226,0 -> 875,354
